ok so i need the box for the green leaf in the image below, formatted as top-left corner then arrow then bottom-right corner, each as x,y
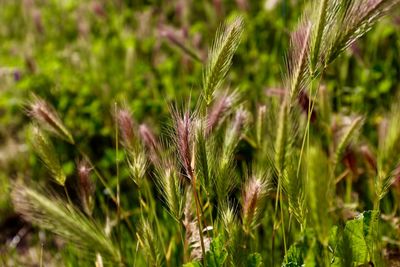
247,253 -> 263,267
182,262 -> 202,267
283,242 -> 306,267
205,235 -> 228,267
282,231 -> 313,267
282,230 -> 327,267
335,210 -> 379,265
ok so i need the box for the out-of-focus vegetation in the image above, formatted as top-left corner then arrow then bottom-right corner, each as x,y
1,0 -> 400,266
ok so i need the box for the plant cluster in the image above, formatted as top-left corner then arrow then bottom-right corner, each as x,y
3,0 -> 400,266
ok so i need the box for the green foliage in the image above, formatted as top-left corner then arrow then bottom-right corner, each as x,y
330,210 -> 380,266
1,0 -> 400,266
282,230 -> 321,267
205,235 -> 228,267
247,253 -> 263,267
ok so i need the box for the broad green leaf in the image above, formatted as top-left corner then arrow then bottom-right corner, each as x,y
335,210 -> 379,265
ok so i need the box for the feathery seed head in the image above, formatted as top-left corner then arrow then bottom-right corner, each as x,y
206,90 -> 238,135
223,107 -> 249,159
127,150 -> 147,186
221,204 -> 238,235
242,177 -> 268,232
136,220 -> 163,266
116,107 -> 135,148
287,21 -> 312,103
154,154 -> 184,221
378,118 -> 389,148
139,123 -> 158,152
174,111 -> 195,180
203,16 -> 244,105
78,159 -> 92,182
28,96 -> 74,144
29,125 -> 66,186
232,108 -> 249,135
77,159 -> 95,215
256,105 -> 267,146
139,123 -> 160,164
230,108 -> 249,138
12,184 -> 121,263
326,0 -> 400,64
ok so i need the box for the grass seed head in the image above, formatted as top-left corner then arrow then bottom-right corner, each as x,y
116,107 -> 135,148
28,96 -> 74,144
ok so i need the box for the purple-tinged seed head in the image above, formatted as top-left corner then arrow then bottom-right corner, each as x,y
116,108 -> 135,147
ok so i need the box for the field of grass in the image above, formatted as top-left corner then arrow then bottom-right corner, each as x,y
1,0 -> 400,266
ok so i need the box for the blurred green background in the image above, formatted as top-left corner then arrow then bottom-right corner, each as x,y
0,0 -> 399,265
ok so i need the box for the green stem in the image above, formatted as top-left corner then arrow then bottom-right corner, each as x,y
345,174 -> 352,203
144,180 -> 167,260
192,174 -> 207,266
180,222 -> 188,263
280,189 -> 287,254
115,103 -> 122,258
63,186 -> 72,205
311,0 -> 328,74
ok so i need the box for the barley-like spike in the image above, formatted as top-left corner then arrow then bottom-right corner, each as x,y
116,107 -> 135,148
29,125 -> 66,186
77,159 -> 95,215
12,184 -> 121,264
327,0 -> 400,64
28,96 -> 74,144
242,177 -> 268,232
310,0 -> 329,72
136,220 -> 164,266
154,153 -> 184,221
173,110 -> 195,180
286,21 -> 312,104
206,90 -> 239,135
203,17 -> 244,105
139,124 -> 158,152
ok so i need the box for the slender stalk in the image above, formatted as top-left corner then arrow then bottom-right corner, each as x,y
311,0 -> 328,74
180,222 -> 188,263
192,173 -> 206,266
63,186 -> 72,205
271,227 -> 276,267
289,25 -> 311,103
165,35 -> 203,63
280,189 -> 287,254
115,103 -> 122,257
273,99 -> 289,265
39,243 -> 43,267
345,174 -> 352,203
143,180 -> 167,260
